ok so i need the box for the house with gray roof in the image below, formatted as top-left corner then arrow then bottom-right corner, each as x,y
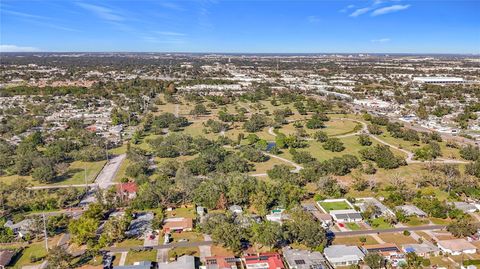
323,245 -> 364,268
395,205 -> 428,218
126,212 -> 154,238
158,255 -> 196,269
114,261 -> 153,269
282,247 -> 330,269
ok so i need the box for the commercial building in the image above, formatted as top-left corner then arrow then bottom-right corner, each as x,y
413,77 -> 465,84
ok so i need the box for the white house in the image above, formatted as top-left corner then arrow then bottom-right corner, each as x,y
324,245 -> 365,268
437,239 -> 477,256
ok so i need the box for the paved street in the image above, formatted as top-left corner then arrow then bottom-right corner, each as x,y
106,240 -> 213,252
334,224 -> 446,237
79,153 -> 126,206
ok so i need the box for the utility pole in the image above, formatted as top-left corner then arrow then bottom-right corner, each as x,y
84,163 -> 88,188
43,213 -> 48,252
105,142 -> 109,161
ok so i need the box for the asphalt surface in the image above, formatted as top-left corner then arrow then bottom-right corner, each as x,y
334,224 -> 446,237
79,153 -> 126,206
106,240 -> 213,252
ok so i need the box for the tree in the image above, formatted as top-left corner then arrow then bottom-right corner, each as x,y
322,138 -> 345,152
47,246 -> 73,269
190,104 -> 209,116
313,131 -> 328,142
357,134 -> 372,146
99,216 -> 129,246
447,217 -> 478,237
68,216 -> 99,245
251,221 -> 283,249
405,252 -> 423,269
460,145 -> 480,161
32,164 -> 56,183
364,253 -> 385,269
284,207 -> 326,249
316,176 -> 346,198
306,114 -> 327,129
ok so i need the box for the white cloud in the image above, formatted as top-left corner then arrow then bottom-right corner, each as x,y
307,16 -> 320,23
349,7 -> 372,17
371,4 -> 411,16
76,3 -> 124,22
155,31 -> 185,36
371,38 -> 391,43
0,44 -> 40,52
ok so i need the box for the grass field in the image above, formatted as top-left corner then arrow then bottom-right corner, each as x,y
369,217 -> 393,229
0,160 -> 105,186
250,158 -> 292,175
168,247 -> 199,260
405,217 -> 430,226
333,235 -> 379,246
115,238 -> 143,248
345,222 -> 362,230
319,201 -> 352,212
166,206 -> 196,219
125,250 -> 157,265
378,233 -> 417,245
171,232 -> 204,243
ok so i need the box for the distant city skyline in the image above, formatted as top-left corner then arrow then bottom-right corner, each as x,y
1,0 -> 479,54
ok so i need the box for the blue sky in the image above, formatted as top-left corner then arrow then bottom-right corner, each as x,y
1,0 -> 479,53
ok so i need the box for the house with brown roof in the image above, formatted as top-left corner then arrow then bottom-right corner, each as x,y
162,217 -> 193,233
205,256 -> 241,269
0,250 -> 16,269
437,239 -> 477,255
117,182 -> 138,200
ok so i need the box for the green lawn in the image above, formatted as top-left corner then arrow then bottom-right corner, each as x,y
9,242 -> 48,268
0,160 -> 105,186
369,217 -> 393,229
166,206 -> 196,219
168,247 -> 199,260
405,217 -> 430,226
319,201 -> 352,212
125,250 -> 157,265
345,222 -> 362,230
115,238 -> 143,248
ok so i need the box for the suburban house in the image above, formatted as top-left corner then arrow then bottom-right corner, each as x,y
323,245 -> 365,268
355,197 -> 395,218
163,217 -> 193,233
282,247 -> 330,269
158,255 -> 196,269
452,202 -> 478,213
0,250 -> 15,269
114,261 -> 154,269
329,210 -> 362,223
205,256 -> 241,269
361,244 -> 405,267
126,212 -> 154,238
395,205 -> 428,218
243,253 -> 285,269
3,219 -> 34,238
317,199 -> 362,223
116,182 -> 138,200
402,243 -> 440,258
266,209 -> 289,224
437,239 -> 477,255
229,205 -> 243,215
303,204 -> 333,227
196,206 -> 206,217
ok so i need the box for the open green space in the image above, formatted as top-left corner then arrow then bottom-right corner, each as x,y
369,217 -> 393,229
319,201 -> 352,212
125,250 -> 157,265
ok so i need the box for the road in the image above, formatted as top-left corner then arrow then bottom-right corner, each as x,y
106,240 -> 213,252
79,153 -> 126,206
334,224 -> 446,237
